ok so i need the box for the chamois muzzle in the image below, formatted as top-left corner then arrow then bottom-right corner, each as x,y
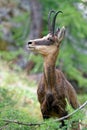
28,41 -> 32,45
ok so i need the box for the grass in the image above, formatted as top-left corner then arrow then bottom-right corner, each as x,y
0,60 -> 87,130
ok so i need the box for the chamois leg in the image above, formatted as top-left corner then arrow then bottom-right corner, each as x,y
52,102 -> 68,129
41,105 -> 50,119
40,93 -> 53,119
65,81 -> 80,130
65,80 -> 79,109
59,111 -> 68,130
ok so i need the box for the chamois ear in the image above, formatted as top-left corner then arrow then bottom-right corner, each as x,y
57,26 -> 65,42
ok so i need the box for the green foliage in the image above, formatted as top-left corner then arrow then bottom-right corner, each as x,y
0,0 -> 87,88
0,25 -> 3,38
11,12 -> 30,46
0,1 -> 87,130
0,49 -> 22,61
0,62 -> 87,130
40,0 -> 87,88
0,64 -> 40,129
28,53 -> 43,73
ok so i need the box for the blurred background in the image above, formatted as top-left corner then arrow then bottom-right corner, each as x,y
0,0 -> 87,129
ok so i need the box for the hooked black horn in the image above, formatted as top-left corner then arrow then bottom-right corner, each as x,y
48,10 -> 55,33
51,11 -> 63,36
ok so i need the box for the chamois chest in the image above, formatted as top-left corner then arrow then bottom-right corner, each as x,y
37,69 -> 66,104
37,70 -> 67,118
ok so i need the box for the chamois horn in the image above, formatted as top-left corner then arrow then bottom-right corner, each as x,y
52,11 -> 63,36
48,10 -> 55,33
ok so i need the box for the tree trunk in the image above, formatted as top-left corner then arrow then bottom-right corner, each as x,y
28,0 -> 42,39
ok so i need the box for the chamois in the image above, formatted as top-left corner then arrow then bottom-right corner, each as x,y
28,10 -> 80,130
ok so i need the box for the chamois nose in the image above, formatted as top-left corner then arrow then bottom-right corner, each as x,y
28,41 -> 32,45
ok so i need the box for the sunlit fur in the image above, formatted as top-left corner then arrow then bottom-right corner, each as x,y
28,25 -> 80,130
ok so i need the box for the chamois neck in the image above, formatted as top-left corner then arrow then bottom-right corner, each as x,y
43,55 -> 57,91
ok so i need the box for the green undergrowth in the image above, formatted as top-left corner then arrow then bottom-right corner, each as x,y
0,60 -> 87,130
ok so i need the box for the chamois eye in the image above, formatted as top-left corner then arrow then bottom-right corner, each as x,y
48,38 -> 53,42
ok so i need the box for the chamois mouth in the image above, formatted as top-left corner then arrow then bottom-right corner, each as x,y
28,45 -> 35,50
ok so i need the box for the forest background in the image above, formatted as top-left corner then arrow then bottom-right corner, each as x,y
0,0 -> 87,129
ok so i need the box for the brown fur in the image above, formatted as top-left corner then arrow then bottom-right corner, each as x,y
28,15 -> 80,129
37,57 -> 79,119
37,54 -> 80,129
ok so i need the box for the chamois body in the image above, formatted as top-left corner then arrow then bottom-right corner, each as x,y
28,10 -> 80,129
37,54 -> 79,120
37,67 -> 79,119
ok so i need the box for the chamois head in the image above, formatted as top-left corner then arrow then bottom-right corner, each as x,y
28,10 -> 65,56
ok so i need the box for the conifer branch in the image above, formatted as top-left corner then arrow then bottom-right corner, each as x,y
55,100 -> 87,122
0,101 -> 87,128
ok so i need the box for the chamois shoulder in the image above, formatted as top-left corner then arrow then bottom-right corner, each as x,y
56,69 -> 67,81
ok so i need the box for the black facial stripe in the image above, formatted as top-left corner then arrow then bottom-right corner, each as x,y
35,40 -> 54,46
